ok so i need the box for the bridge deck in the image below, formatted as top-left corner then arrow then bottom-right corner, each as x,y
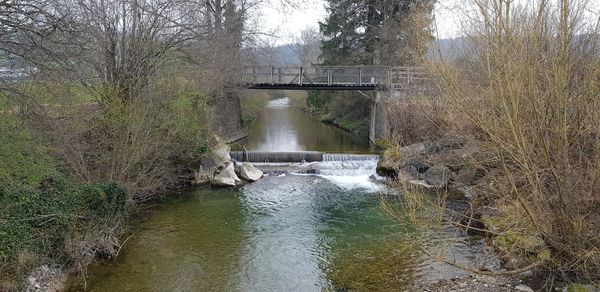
241,66 -> 431,91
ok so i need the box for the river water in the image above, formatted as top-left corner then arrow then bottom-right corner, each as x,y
70,98 -> 491,291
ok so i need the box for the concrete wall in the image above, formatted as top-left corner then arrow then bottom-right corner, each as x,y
208,89 -> 248,143
370,90 -> 418,144
369,91 -> 391,144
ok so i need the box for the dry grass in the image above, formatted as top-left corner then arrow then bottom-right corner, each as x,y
440,0 -> 600,284
386,0 -> 600,286
384,97 -> 451,146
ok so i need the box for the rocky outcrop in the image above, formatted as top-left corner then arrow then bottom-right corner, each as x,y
376,135 -> 485,192
424,165 -> 454,188
236,163 -> 263,182
193,142 -> 266,187
211,162 -> 241,187
376,143 -> 426,177
193,143 -> 232,186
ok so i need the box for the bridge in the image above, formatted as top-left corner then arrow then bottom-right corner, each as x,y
240,66 -> 432,92
213,65 -> 437,145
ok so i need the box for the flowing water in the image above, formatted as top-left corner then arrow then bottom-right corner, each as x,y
70,98 -> 494,291
233,98 -> 374,153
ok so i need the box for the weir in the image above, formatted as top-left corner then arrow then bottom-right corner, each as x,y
230,151 -> 379,163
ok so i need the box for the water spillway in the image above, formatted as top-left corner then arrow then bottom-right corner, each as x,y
230,151 -> 379,163
323,153 -> 379,162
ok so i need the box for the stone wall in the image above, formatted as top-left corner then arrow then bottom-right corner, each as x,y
208,89 -> 247,143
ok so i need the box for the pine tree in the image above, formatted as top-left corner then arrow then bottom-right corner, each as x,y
318,0 -> 435,66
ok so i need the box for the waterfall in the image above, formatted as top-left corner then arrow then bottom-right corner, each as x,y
322,154 -> 379,162
231,151 -> 379,163
230,151 -> 324,162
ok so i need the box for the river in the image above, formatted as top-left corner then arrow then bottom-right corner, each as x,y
68,97 -> 493,291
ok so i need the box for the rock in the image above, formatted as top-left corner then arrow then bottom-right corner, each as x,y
517,270 -> 533,281
454,185 -> 479,199
213,142 -> 232,162
195,143 -> 232,186
211,163 -> 241,187
400,142 -> 426,157
424,165 -> 454,188
377,143 -> 427,178
405,157 -> 429,173
434,152 -> 464,172
424,141 -> 441,154
193,166 -> 213,186
455,164 -> 484,185
237,163 -> 263,182
515,284 -> 534,292
398,165 -> 419,181
376,156 -> 398,177
302,168 -> 321,174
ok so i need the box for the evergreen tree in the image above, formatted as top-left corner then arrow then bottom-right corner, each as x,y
318,0 -> 435,66
308,0 -> 435,137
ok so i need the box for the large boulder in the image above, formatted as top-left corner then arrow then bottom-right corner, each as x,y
404,157 -> 429,173
398,165 -> 419,181
454,164 -> 485,186
211,163 -> 241,187
424,165 -> 454,188
400,143 -> 426,157
194,143 -> 232,186
193,166 -> 212,185
377,143 -> 427,178
376,156 -> 398,177
237,163 -> 263,182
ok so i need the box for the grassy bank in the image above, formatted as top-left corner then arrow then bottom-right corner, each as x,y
0,109 -> 128,289
306,91 -> 371,137
239,90 -> 284,126
0,76 -> 213,289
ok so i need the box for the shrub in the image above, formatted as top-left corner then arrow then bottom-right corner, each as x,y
423,0 -> 600,285
0,109 -> 128,288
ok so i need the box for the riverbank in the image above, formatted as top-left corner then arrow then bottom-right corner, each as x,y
0,110 -> 134,291
375,134 -> 600,291
65,157 -> 520,291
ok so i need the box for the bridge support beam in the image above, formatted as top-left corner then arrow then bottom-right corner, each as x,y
369,91 -> 390,144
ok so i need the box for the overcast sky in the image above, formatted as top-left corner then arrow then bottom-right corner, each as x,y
259,0 -> 600,44
259,0 -> 466,44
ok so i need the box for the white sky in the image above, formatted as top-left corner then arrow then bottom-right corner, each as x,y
259,0 -> 466,44
259,0 -> 600,44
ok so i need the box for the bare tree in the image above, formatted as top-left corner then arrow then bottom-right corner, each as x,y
293,25 -> 321,65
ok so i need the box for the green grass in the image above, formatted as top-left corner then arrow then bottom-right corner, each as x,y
0,100 -> 128,288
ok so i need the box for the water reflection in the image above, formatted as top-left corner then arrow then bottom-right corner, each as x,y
235,97 -> 374,153
69,96 -> 492,291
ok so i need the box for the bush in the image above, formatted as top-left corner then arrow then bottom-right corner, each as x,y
385,98 -> 449,146
423,0 -> 600,285
307,91 -> 371,136
0,109 -> 128,288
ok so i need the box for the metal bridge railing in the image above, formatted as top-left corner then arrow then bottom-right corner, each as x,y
240,66 -> 433,90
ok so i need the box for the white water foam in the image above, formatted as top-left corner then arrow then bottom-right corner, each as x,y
254,159 -> 385,192
313,160 -> 384,192
266,97 -> 290,109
